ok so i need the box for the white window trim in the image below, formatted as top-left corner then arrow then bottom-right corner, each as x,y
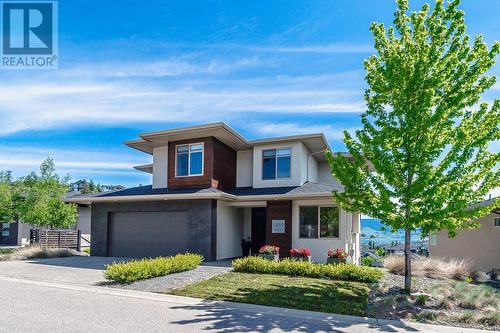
175,142 -> 204,177
298,205 -> 341,240
261,147 -> 292,181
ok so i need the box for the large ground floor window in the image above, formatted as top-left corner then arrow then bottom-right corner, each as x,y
299,206 -> 340,239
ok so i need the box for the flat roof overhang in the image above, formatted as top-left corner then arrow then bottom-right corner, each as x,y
124,122 -> 334,162
64,191 -> 335,205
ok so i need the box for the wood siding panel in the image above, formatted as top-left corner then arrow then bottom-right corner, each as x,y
167,137 -> 236,190
266,200 -> 292,258
168,137 -> 213,189
212,139 -> 236,190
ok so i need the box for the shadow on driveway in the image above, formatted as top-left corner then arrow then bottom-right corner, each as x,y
170,301 -> 420,333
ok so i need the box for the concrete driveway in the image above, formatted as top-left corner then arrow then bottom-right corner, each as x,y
0,256 -> 125,286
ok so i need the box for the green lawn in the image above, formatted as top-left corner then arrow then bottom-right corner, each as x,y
168,272 -> 370,316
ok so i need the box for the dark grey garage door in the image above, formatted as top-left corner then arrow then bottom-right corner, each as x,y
107,211 -> 188,258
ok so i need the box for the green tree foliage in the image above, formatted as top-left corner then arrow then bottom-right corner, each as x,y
81,179 -> 101,194
0,176 -> 14,223
8,158 -> 78,229
327,0 -> 499,291
0,171 -> 22,224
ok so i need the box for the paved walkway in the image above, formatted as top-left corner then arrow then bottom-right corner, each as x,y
0,275 -> 491,333
108,261 -> 232,292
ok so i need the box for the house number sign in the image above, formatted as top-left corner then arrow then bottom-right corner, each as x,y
271,219 -> 285,233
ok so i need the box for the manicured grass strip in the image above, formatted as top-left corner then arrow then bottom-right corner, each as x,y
104,253 -> 203,284
169,272 -> 370,316
233,256 -> 383,282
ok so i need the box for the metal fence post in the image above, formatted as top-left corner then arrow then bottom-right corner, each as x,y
77,230 -> 81,252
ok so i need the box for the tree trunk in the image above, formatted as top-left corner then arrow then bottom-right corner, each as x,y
404,226 -> 411,292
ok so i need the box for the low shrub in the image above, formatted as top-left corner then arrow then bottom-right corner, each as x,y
362,256 -> 374,267
232,256 -> 383,282
83,247 -> 91,254
104,253 -> 203,284
383,255 -> 473,280
0,246 -> 83,261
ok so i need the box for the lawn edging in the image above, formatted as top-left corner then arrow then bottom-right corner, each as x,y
232,256 -> 384,282
104,253 -> 203,283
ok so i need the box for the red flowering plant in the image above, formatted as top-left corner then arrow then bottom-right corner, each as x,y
289,248 -> 311,257
258,245 -> 280,255
327,248 -> 348,260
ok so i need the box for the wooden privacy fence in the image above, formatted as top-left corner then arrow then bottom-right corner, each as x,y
30,229 -> 81,251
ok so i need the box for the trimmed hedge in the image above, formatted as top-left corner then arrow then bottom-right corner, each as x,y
232,256 -> 383,283
104,253 -> 203,284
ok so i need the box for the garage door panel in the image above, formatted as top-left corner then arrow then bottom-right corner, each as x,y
107,211 -> 188,258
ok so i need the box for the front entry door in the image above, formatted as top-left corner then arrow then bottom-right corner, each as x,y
251,207 -> 267,255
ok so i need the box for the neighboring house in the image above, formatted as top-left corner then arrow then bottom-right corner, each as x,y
0,222 -> 31,246
69,180 -> 87,192
429,197 -> 500,272
100,184 -> 125,192
66,122 -> 361,263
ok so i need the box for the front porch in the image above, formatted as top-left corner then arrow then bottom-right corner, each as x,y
216,198 -> 361,264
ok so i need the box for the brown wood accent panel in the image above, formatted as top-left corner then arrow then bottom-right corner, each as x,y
212,138 -> 236,190
266,200 -> 292,258
168,137 -> 213,189
167,137 -> 237,190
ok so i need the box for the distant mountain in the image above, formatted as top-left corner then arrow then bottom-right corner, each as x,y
361,218 -> 426,246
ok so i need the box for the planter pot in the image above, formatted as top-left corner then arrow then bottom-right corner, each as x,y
291,255 -> 311,262
327,257 -> 346,264
258,254 -> 279,261
241,244 -> 251,257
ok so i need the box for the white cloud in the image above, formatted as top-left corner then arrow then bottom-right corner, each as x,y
256,123 -> 361,141
253,43 -> 374,54
0,77 -> 365,135
0,146 -> 150,179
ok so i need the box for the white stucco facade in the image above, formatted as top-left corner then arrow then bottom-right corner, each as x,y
292,199 -> 360,263
216,200 -> 244,260
152,146 -> 168,189
236,150 -> 253,187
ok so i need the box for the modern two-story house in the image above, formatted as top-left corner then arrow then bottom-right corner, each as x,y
67,123 -> 361,263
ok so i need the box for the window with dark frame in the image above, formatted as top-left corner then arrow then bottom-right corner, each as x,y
495,217 -> 500,227
262,148 -> 291,180
299,206 -> 340,239
176,143 -> 203,177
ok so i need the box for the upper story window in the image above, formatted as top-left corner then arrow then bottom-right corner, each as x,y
495,217 -> 500,227
176,143 -> 203,177
299,206 -> 340,239
262,148 -> 291,180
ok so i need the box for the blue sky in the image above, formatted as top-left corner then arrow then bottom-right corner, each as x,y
0,0 -> 498,188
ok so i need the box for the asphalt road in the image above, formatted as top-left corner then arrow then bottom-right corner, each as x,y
0,276 -> 491,333
0,257 -> 491,333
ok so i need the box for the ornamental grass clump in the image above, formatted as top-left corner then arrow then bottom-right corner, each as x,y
232,256 -> 383,282
104,253 -> 203,284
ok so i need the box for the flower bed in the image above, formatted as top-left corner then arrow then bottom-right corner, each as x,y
290,247 -> 311,262
232,256 -> 383,282
258,245 -> 280,261
327,248 -> 349,264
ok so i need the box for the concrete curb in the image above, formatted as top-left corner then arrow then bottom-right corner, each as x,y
0,275 -> 492,333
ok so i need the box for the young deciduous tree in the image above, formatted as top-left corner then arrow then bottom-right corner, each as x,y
327,0 -> 499,291
18,158 -> 78,229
